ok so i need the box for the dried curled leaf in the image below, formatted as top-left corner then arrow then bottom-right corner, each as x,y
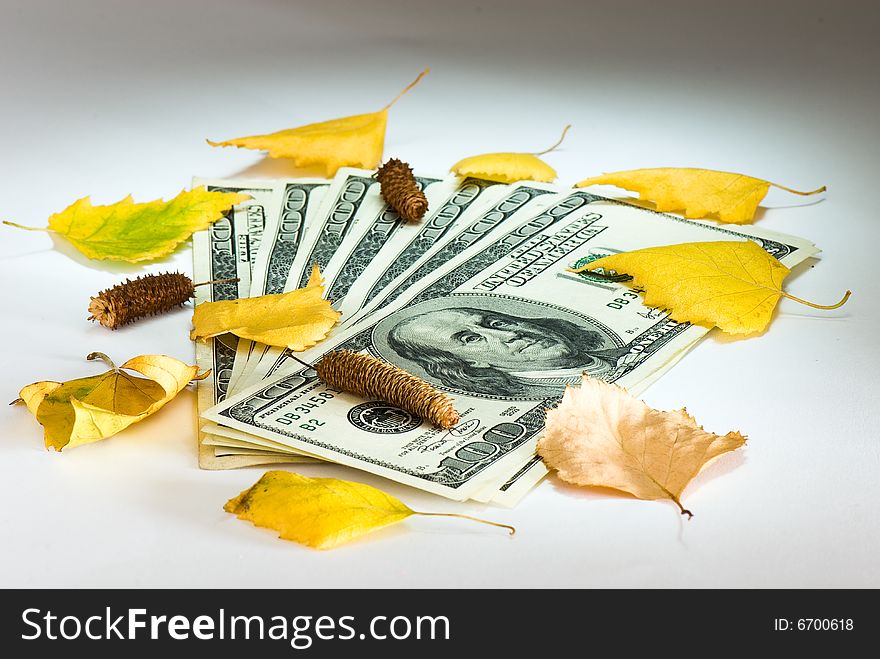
538,376 -> 747,516
15,353 -> 207,451
3,187 -> 248,262
450,125 -> 569,184
575,240 -> 850,336
575,167 -> 826,224
225,471 -> 515,550
190,264 -> 340,350
208,70 -> 429,176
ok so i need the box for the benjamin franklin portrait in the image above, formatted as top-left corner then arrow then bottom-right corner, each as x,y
372,294 -> 627,399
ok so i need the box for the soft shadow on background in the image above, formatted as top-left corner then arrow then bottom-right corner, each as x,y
1,0 -> 877,588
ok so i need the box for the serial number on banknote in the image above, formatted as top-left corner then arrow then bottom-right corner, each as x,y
275,388 -> 344,432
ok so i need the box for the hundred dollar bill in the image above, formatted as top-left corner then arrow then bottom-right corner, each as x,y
210,188 -> 576,482
337,176 -> 501,322
320,174 -> 452,306
197,180 -> 283,407
203,196 -> 817,495
191,179 -> 280,402
224,205 -> 260,379
342,181 -> 573,327
192,216 -> 251,469
191,178 -> 304,470
284,168 -> 379,293
231,170 -> 379,395
257,187 -> 605,384
192,176 -> 281,247
200,430 -> 315,455
234,169 -> 411,391
229,179 -> 330,396
251,179 -> 330,297
242,176 -> 506,389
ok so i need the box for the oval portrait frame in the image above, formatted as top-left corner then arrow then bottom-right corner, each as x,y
370,293 -> 624,400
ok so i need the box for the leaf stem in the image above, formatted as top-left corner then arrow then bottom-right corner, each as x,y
769,183 -> 827,196
670,496 -> 694,519
288,354 -> 315,370
533,124 -> 571,155
193,277 -> 240,288
86,351 -> 118,370
3,220 -> 51,232
781,289 -> 851,310
413,511 -> 516,535
383,69 -> 430,111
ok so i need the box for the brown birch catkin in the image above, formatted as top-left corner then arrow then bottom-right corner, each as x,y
88,272 -> 195,329
376,158 -> 428,222
315,350 -> 460,429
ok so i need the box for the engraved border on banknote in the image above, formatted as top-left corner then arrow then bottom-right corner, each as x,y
204,186 -> 243,403
601,197 -> 796,258
498,454 -> 544,493
242,203 -> 266,271
217,381 -> 461,484
325,175 -> 441,302
292,174 -> 374,289
264,181 -> 327,295
359,177 -> 498,309
368,184 -> 562,311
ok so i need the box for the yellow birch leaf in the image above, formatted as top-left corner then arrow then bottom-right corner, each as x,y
537,376 -> 747,516
208,70 -> 429,176
573,240 -> 850,336
575,167 -> 826,223
225,471 -> 515,550
190,264 -> 340,350
19,381 -> 62,416
14,352 -> 207,451
3,187 -> 248,262
450,125 -> 570,184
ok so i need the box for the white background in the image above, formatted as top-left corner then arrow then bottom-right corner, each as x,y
1,0 -> 877,588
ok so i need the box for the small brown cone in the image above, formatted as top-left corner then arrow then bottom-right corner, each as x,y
315,350 -> 460,429
376,158 -> 428,222
88,272 -> 195,329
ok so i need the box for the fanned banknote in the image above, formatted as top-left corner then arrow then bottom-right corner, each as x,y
190,177 -> 316,469
200,186 -> 817,499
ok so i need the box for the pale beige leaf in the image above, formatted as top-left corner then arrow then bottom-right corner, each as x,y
537,376 -> 746,515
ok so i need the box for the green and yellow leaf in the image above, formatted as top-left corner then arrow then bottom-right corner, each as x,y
4,187 -> 248,262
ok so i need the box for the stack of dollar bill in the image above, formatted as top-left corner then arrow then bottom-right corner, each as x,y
192,169 -> 817,505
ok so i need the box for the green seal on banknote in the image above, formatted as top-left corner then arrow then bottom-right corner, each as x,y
569,250 -> 633,284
